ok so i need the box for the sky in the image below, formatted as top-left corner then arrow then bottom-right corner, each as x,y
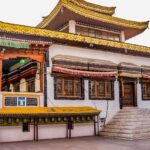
0,0 -> 149,46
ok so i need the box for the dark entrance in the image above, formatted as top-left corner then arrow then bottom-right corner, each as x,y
123,83 -> 134,107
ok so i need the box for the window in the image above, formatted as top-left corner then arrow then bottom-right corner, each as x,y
81,28 -> 88,36
13,82 -> 20,92
55,77 -> 83,99
75,26 -> 121,41
142,82 -> 150,100
18,97 -> 26,106
108,33 -> 114,40
26,98 -> 38,106
76,26 -> 80,35
27,78 -> 35,92
22,123 -> 30,132
5,97 -> 17,106
90,80 -> 113,99
102,32 -> 108,39
114,34 -> 120,41
4,96 -> 38,107
96,31 -> 102,38
89,29 -> 95,37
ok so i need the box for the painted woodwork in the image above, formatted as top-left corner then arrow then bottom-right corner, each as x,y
123,83 -> 134,107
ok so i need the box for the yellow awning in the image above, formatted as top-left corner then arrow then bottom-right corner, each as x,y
0,106 -> 101,116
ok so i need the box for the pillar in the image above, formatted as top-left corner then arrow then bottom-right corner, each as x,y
10,84 -> 14,92
35,62 -> 41,92
0,55 -> 3,91
40,62 -> 44,93
20,78 -> 27,92
69,20 -> 76,34
120,31 -> 125,42
137,79 -> 141,107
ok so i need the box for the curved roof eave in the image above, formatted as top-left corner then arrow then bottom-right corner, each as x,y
37,0 -> 149,30
0,21 -> 150,54
70,0 -> 116,15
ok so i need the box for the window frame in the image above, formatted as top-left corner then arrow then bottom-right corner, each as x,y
75,25 -> 121,41
89,79 -> 114,100
4,96 -> 39,107
142,81 -> 150,100
54,76 -> 84,100
22,123 -> 30,132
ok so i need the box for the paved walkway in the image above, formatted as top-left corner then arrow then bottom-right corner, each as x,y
0,137 -> 150,150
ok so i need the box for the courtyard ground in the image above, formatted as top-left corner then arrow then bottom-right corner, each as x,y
0,136 -> 150,150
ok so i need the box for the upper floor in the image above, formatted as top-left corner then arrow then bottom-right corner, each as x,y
37,0 -> 149,42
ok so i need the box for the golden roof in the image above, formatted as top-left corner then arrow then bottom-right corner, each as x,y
37,0 -> 148,30
0,106 -> 100,115
70,0 -> 116,15
0,21 -> 150,54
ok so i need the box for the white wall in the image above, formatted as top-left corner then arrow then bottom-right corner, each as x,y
0,123 -> 95,142
47,44 -> 131,122
47,44 -> 150,120
49,44 -> 150,67
0,126 -> 34,142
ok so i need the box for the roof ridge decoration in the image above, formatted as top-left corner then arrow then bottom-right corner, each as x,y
69,0 -> 116,15
37,0 -> 149,30
0,21 -> 150,54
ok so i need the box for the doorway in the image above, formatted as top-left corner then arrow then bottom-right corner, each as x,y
123,83 -> 134,107
120,80 -> 137,108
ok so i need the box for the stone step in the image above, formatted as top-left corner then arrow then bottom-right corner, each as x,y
102,128 -> 150,134
120,109 -> 150,112
122,107 -> 150,110
100,131 -> 133,139
108,121 -> 150,126
104,124 -> 150,130
112,118 -> 150,122
100,108 -> 150,140
100,131 -> 150,140
113,114 -> 150,119
117,112 -> 150,116
133,132 -> 150,139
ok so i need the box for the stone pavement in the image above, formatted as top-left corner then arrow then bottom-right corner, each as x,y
0,136 -> 150,150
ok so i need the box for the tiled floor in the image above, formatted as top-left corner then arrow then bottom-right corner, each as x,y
0,136 -> 150,150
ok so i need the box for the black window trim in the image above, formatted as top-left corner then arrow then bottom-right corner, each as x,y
54,76 -> 85,100
89,79 -> 114,100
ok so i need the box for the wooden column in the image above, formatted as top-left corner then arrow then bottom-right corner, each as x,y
40,62 -> 44,93
94,116 -> 97,136
134,80 -> 137,97
33,119 -> 36,141
97,115 -> 100,136
33,118 -> 39,141
122,80 -> 125,97
0,54 -> 3,91
36,123 -> 39,141
134,80 -> 138,107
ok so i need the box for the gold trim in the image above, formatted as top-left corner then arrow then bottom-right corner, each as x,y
119,73 -> 142,78
37,0 -> 148,30
0,106 -> 101,114
0,22 -> 150,54
70,0 -> 115,15
37,1 -> 62,28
